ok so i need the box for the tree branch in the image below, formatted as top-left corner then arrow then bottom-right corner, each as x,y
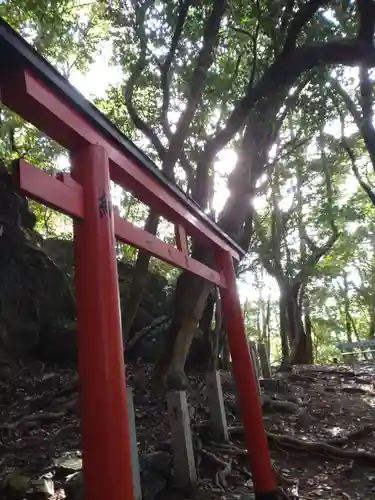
249,0 -> 261,86
281,0 -> 331,57
280,0 -> 296,38
357,0 -> 375,44
124,0 -> 167,161
202,38 -> 375,179
160,0 -> 191,139
8,128 -> 23,158
166,0 -> 227,164
329,71 -> 375,181
359,64 -> 373,131
252,208 -> 285,282
328,76 -> 363,126
294,132 -> 338,286
179,151 -> 195,192
342,138 -> 375,206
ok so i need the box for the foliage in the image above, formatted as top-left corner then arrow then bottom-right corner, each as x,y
4,0 -> 375,364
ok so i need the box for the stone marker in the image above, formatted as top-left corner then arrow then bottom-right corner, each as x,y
127,387 -> 142,500
166,391 -> 197,491
205,371 -> 229,442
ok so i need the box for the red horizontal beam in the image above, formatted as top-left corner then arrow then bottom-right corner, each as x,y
13,159 -> 83,219
13,161 -> 226,287
0,69 -> 240,261
115,216 -> 225,287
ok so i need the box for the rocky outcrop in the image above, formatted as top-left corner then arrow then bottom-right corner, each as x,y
0,164 -> 171,365
0,164 -> 75,363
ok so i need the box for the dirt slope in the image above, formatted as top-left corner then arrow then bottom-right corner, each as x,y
0,362 -> 375,500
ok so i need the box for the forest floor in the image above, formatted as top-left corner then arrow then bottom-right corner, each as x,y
0,362 -> 375,500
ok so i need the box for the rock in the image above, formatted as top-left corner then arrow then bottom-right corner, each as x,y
141,451 -> 172,476
129,316 -> 171,363
154,440 -> 172,453
30,478 -> 55,497
140,451 -> 172,500
4,471 -> 31,497
260,378 -> 289,393
296,408 -> 316,429
38,324 -> 77,364
129,307 -> 153,335
54,452 -> 82,477
61,451 -> 172,500
64,472 -> 83,500
0,164 -> 172,366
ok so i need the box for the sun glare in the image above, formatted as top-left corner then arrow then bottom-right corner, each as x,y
53,40 -> 368,303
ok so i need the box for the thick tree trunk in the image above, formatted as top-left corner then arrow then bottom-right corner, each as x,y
369,230 -> 375,339
129,5 -> 375,386
153,243 -> 213,389
121,211 -> 159,342
185,290 -> 216,372
279,283 -> 313,368
154,102 -> 281,387
199,290 -> 215,337
264,296 -> 271,354
304,295 -> 313,358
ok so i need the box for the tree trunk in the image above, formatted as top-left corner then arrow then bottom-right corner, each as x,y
279,295 -> 290,361
121,210 -> 159,342
303,294 -> 313,363
369,229 -> 375,339
199,290 -> 215,337
185,290 -> 216,372
153,243 -> 213,389
279,282 -> 313,367
153,76 -> 297,387
264,295 -> 271,355
343,271 -> 353,344
153,101 -> 283,387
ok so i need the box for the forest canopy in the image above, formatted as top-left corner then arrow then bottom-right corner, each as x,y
1,0 -> 375,375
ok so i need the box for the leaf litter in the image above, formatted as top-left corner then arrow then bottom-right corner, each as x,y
0,361 -> 375,499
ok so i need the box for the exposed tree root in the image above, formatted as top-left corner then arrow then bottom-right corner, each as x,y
227,396 -> 301,416
327,424 -> 375,445
0,411 -> 66,436
201,448 -> 232,489
262,396 -> 301,413
228,425 -> 375,462
126,315 -> 170,351
202,445 -> 295,499
299,367 -> 356,376
0,423 -> 79,452
208,442 -> 295,487
266,432 -> 375,461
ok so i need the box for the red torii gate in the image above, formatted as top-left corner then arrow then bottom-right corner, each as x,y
0,19 -> 277,500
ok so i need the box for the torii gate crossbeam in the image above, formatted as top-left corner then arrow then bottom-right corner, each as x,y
0,18 -> 277,500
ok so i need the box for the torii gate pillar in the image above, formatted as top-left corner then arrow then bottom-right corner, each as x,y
72,144 -> 134,500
